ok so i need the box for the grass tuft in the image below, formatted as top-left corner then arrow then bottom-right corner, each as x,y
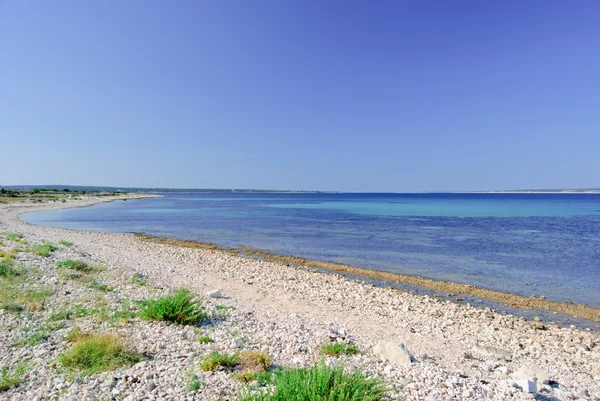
131,272 -> 148,286
321,342 -> 360,357
31,243 -> 57,257
187,372 -> 202,391
198,336 -> 214,344
59,241 -> 73,247
138,289 -> 206,325
200,351 -> 239,371
0,259 -> 20,278
56,260 -> 94,273
0,362 -> 28,392
239,364 -> 387,401
58,332 -> 143,375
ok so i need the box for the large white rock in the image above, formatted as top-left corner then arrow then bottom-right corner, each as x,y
372,341 -> 413,365
515,379 -> 537,393
512,365 -> 550,384
207,289 -> 222,298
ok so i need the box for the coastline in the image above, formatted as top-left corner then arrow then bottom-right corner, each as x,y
1,195 -> 599,400
133,233 -> 600,324
16,195 -> 599,323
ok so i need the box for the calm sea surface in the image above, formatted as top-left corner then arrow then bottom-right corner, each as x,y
22,193 -> 600,306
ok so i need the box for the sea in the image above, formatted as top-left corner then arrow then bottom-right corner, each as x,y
22,193 -> 600,309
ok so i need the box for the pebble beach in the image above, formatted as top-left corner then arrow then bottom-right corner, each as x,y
1,195 -> 599,400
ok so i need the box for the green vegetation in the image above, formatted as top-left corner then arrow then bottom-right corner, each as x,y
0,273 -> 53,312
321,342 -> 360,357
0,259 -> 20,278
4,232 -> 24,242
59,241 -> 73,247
49,305 -> 102,321
89,280 -> 112,292
138,289 -> 206,325
0,362 -> 28,392
187,372 -> 202,391
239,364 -> 387,401
56,260 -> 94,273
200,351 -> 239,371
199,350 -> 271,381
131,272 -> 148,286
233,351 -> 272,382
31,243 -> 58,257
58,332 -> 143,376
198,336 -> 214,344
0,248 -> 18,260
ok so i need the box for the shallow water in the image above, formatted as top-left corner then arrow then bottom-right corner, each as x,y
22,193 -> 600,306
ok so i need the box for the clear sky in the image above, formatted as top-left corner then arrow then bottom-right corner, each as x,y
1,1 -> 599,192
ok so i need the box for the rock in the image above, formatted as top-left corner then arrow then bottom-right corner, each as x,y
472,344 -> 512,361
512,365 -> 549,384
207,289 -> 222,298
514,379 -> 537,393
372,341 -> 413,365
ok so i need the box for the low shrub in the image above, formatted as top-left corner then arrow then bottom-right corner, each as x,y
138,289 -> 206,325
58,333 -> 143,375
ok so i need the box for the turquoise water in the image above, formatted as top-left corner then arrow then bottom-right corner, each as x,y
22,193 -> 600,306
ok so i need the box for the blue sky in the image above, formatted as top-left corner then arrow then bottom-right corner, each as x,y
1,1 -> 599,192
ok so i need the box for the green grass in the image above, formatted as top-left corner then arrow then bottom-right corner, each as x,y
187,372 -> 202,391
14,330 -> 48,347
138,289 -> 206,325
0,259 -> 20,278
31,243 -> 58,257
58,333 -> 144,376
49,305 -> 101,321
198,336 -> 214,344
239,364 -> 387,401
0,362 -> 28,392
4,232 -> 24,243
131,272 -> 148,286
0,277 -> 53,312
56,260 -> 95,273
0,302 -> 23,313
89,280 -> 112,292
200,351 -> 239,371
59,241 -> 73,247
321,342 -> 360,357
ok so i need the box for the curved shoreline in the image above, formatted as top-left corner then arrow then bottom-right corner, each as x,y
132,233 -> 600,324
11,195 -> 600,324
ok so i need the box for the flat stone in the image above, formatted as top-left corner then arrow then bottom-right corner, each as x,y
472,344 -> 512,361
207,289 -> 222,298
372,341 -> 413,365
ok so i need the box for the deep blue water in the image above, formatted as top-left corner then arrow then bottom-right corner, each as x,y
22,193 -> 600,306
